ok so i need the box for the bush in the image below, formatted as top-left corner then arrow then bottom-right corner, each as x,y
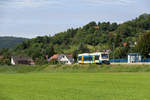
35,57 -> 48,65
48,59 -> 59,65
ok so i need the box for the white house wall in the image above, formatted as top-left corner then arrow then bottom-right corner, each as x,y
59,55 -> 72,64
11,58 -> 16,65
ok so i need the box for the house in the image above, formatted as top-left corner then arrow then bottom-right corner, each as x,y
128,53 -> 141,63
11,56 -> 35,65
49,54 -> 74,64
0,56 -> 3,60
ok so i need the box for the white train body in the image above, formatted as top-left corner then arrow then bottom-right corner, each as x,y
78,52 -> 110,64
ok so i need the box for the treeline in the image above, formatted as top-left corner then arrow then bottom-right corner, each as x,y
0,13 -> 150,64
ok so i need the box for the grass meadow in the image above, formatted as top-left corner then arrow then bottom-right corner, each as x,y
0,64 -> 150,100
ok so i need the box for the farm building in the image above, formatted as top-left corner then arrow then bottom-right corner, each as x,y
11,56 -> 35,65
128,53 -> 141,63
49,54 -> 74,64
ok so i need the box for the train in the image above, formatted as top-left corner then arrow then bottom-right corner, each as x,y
78,52 -> 110,64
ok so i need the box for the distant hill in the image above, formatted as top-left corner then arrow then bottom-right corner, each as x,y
0,37 -> 28,49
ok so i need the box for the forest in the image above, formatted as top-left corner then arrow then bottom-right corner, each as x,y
0,13 -> 150,64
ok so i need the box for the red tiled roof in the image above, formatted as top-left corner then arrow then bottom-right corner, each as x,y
50,54 -> 61,60
65,53 -> 73,57
49,53 -> 73,61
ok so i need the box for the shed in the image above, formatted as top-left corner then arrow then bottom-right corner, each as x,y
128,53 -> 141,63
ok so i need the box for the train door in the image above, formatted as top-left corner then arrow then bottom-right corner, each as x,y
93,56 -> 95,64
82,56 -> 84,64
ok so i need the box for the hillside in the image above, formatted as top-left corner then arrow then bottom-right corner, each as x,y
0,37 -> 28,49
6,13 -> 150,63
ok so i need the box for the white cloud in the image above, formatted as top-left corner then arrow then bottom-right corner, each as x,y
81,0 -> 136,5
0,0 -> 136,8
0,0 -> 63,8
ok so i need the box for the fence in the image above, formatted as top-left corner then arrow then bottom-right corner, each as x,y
141,58 -> 150,62
110,58 -> 150,63
110,59 -> 127,63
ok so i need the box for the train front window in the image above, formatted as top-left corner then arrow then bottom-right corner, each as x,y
95,56 -> 99,60
101,54 -> 108,59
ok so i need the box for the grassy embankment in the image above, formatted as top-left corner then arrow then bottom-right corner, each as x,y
0,64 -> 150,73
0,72 -> 150,100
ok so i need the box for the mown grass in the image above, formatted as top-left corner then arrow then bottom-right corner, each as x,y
0,64 -> 150,100
0,73 -> 150,100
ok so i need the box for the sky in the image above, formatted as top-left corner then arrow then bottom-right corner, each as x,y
0,0 -> 150,38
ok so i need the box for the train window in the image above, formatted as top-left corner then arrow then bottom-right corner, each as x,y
78,57 -> 82,61
95,56 -> 99,60
84,57 -> 86,61
84,57 -> 89,61
89,57 -> 92,61
101,54 -> 108,59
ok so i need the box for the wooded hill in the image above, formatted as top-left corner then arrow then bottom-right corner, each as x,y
0,37 -> 28,49
1,13 -> 150,64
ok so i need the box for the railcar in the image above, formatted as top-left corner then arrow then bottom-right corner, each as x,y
78,52 -> 110,64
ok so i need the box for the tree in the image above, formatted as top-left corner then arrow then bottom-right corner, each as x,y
117,24 -> 132,38
83,21 -> 97,30
72,43 -> 90,62
77,43 -> 90,53
0,48 -> 11,59
99,22 -> 110,31
35,56 -> 48,65
109,23 -> 118,31
42,44 -> 55,58
0,48 -> 11,65
110,46 -> 129,59
72,50 -> 78,63
135,31 -> 150,58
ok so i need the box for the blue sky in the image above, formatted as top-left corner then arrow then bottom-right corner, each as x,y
0,0 -> 150,38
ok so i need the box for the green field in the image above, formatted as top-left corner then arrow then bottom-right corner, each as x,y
0,72 -> 150,100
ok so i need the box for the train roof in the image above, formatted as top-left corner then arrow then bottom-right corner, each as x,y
78,52 -> 108,56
